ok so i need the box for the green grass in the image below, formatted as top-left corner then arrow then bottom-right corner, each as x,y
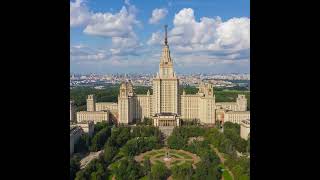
170,160 -> 181,166
146,151 -> 158,156
154,154 -> 164,158
155,160 -> 163,164
223,170 -> 233,180
169,154 -> 179,158
175,152 -> 192,159
219,164 -> 233,180
107,174 -> 114,180
143,155 -> 151,159
109,161 -> 120,171
139,176 -> 148,180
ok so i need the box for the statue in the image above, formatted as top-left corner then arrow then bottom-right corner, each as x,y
163,149 -> 171,161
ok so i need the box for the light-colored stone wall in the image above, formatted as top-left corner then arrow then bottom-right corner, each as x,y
77,120 -> 94,137
236,94 -> 248,111
76,111 -> 109,124
133,95 -> 152,120
216,102 -> 238,111
240,119 -> 250,140
224,111 -> 250,124
96,102 -> 118,112
216,94 -> 247,111
180,95 -> 199,120
87,95 -> 96,112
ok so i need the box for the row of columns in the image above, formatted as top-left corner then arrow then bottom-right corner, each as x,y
158,120 -> 176,126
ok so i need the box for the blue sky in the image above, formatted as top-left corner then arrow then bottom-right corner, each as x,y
70,0 -> 250,74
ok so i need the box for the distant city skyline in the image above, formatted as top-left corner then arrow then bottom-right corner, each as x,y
70,0 -> 250,74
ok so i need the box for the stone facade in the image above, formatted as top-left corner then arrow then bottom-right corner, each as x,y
76,110 -> 109,124
77,120 -> 94,137
240,119 -> 250,140
224,111 -> 250,124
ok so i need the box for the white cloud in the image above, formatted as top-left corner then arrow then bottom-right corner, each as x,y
70,45 -> 109,62
110,35 -> 142,56
147,8 -> 250,69
70,0 -> 91,27
83,6 -> 139,38
147,31 -> 162,45
149,8 -> 168,24
70,1 -> 141,56
168,8 -> 250,52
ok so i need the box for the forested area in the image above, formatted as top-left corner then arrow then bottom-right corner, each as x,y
167,124 -> 250,180
206,122 -> 250,179
71,121 -> 250,180
71,124 -> 163,180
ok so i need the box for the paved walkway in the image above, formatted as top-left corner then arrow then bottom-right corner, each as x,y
80,150 -> 104,169
211,145 -> 234,180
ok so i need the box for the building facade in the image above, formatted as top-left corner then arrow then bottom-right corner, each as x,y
240,119 -> 250,140
73,26 -> 250,127
77,110 -> 109,124
70,125 -> 83,155
70,100 -> 75,122
77,120 -> 94,137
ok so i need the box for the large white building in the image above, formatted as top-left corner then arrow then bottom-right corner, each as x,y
75,26 -> 250,128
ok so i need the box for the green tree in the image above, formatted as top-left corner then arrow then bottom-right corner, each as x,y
149,163 -> 170,180
90,127 -> 111,151
103,144 -> 118,164
143,158 -> 152,176
74,134 -> 90,153
114,158 -> 143,180
70,156 -> 80,180
171,163 -> 194,180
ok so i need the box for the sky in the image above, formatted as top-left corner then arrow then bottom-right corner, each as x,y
70,0 -> 250,74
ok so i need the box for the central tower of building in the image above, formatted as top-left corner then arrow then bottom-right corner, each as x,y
153,25 -> 179,114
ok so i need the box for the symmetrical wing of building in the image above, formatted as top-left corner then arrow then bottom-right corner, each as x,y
70,26 -> 250,147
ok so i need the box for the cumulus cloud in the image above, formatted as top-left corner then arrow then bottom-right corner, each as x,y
83,6 -> 139,38
70,45 -> 109,62
70,0 -> 141,57
149,8 -> 168,24
70,0 -> 91,27
147,31 -> 163,45
167,8 -> 250,52
146,8 -> 250,70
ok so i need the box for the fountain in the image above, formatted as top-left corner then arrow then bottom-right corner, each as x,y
163,150 -> 171,162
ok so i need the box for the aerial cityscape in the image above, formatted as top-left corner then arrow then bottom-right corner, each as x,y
70,1 -> 250,180
70,73 -> 250,88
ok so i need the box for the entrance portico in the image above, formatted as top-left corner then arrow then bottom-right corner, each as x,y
153,113 -> 180,127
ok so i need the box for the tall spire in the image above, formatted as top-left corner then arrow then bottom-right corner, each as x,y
164,25 -> 168,45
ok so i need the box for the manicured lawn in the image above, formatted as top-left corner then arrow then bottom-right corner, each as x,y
154,154 -> 164,158
170,160 -> 181,166
155,159 -> 162,164
219,164 -> 233,180
223,170 -> 233,180
175,152 -> 192,159
139,176 -> 148,180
